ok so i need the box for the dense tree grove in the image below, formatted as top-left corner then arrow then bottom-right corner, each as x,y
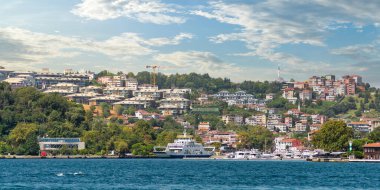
0,82 -> 187,156
312,120 -> 354,151
134,71 -> 283,96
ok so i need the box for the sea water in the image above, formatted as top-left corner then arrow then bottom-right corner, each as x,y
0,159 -> 378,189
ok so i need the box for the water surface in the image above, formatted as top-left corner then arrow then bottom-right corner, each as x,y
0,159 -> 378,189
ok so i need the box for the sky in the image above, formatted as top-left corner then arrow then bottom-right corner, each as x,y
0,0 -> 379,86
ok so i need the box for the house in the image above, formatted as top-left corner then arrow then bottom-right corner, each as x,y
265,93 -> 275,100
282,88 -> 295,99
222,115 -> 244,125
161,88 -> 191,98
66,92 -> 100,104
347,122 -> 371,133
202,131 -> 237,147
363,143 -> 380,160
311,114 -> 327,124
46,83 -> 79,93
198,122 -> 211,132
80,86 -> 103,94
103,87 -> 133,98
287,109 -> 302,116
360,117 -> 380,132
295,122 -> 308,132
274,123 -> 288,133
2,77 -> 30,88
113,100 -> 147,110
310,124 -> 322,131
275,137 -> 302,152
245,114 -> 267,126
135,110 -> 160,120
299,89 -> 312,101
89,95 -> 124,106
158,97 -> 191,115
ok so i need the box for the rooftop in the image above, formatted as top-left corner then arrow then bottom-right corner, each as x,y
363,143 -> 380,148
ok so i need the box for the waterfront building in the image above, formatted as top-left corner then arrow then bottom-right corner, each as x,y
275,137 -> 302,152
38,137 -> 85,153
363,143 -> 380,160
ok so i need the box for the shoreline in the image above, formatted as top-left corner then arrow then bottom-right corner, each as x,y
2,155 -> 380,162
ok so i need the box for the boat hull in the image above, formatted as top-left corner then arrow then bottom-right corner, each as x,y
167,154 -> 213,158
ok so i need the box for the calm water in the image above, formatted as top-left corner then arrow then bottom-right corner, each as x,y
0,159 -> 378,189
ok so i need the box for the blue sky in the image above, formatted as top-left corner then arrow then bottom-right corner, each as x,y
0,0 -> 379,86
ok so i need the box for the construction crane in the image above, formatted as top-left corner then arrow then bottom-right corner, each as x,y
145,65 -> 160,86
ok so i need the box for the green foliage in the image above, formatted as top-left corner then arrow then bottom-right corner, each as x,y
8,123 -> 40,155
312,120 -> 354,151
131,143 -> 153,156
99,102 -> 111,118
267,97 -> 296,110
237,126 -> 273,151
368,127 -> 380,142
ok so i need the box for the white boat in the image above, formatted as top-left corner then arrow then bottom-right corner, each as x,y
233,149 -> 262,159
153,130 -> 215,158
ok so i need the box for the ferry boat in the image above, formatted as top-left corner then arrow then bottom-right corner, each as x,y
153,131 -> 215,158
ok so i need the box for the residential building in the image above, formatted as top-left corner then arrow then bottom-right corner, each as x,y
2,77 -> 30,88
135,110 -> 160,120
347,122 -> 371,133
275,137 -> 302,152
104,87 -> 133,98
295,122 -> 308,132
198,122 -> 211,132
89,95 -> 124,106
299,89 -> 312,101
66,92 -> 100,104
46,83 -> 79,93
245,114 -> 266,126
158,97 -> 191,115
222,115 -> 244,125
363,143 -> 380,160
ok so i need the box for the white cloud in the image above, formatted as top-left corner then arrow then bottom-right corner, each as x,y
154,51 -> 241,78
193,0 -> 380,70
72,0 -> 186,25
0,27 -> 192,66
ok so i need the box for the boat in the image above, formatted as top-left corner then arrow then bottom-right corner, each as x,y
232,149 -> 262,159
153,130 -> 215,158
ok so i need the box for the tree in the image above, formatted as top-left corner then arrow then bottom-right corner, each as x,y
99,102 -> 111,118
114,105 -> 125,116
114,140 -> 129,156
312,120 -> 354,151
7,123 -> 40,155
368,127 -> 380,142
237,126 -> 273,151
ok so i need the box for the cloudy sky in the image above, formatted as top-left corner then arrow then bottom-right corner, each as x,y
0,0 -> 379,86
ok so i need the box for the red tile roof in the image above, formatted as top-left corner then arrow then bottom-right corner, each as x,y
363,143 -> 380,148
